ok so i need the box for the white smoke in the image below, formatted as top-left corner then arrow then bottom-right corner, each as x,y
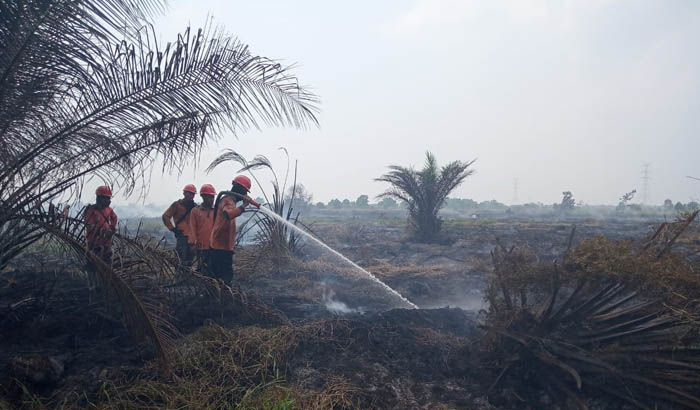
321,283 -> 364,314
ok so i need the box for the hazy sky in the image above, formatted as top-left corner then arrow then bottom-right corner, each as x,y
107,0 -> 700,206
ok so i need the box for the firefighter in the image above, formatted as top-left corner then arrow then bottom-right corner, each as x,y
190,184 -> 217,276
209,175 -> 252,283
162,184 -> 197,266
84,186 -> 117,286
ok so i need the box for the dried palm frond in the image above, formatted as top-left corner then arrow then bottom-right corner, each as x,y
483,223 -> 700,410
18,211 -> 178,376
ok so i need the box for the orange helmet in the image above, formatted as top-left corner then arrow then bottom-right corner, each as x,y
95,186 -> 112,198
200,184 -> 216,196
183,184 -> 197,194
232,175 -> 251,192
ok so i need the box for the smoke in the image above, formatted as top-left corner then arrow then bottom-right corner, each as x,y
321,283 -> 364,314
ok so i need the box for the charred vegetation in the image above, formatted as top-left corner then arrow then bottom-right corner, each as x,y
4,210 -> 700,409
482,211 -> 700,410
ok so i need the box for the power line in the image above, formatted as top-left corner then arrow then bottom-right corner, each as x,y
512,178 -> 519,205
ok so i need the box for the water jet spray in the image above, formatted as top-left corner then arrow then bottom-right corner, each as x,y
221,191 -> 419,309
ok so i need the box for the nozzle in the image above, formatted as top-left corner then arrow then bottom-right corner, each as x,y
246,196 -> 261,208
228,191 -> 261,208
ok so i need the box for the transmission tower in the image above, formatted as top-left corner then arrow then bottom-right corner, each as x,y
512,178 -> 519,205
641,163 -> 651,205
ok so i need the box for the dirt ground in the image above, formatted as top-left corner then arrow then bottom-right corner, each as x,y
0,218 -> 663,409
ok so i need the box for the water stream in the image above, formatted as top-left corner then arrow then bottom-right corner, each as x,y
255,206 -> 419,309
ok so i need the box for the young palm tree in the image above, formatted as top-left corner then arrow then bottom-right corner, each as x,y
376,152 -> 475,242
0,0 -> 318,372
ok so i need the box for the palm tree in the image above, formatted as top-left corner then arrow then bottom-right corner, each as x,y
376,152 -> 475,242
0,0 -> 318,373
0,0 -> 318,265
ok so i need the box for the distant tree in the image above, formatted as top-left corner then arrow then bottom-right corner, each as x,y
675,202 -> 686,212
558,191 -> 576,212
376,151 -> 476,242
285,183 -> 313,211
378,197 -> 398,209
616,189 -> 636,212
479,199 -> 507,210
445,197 -> 479,210
315,201 -> 326,209
355,195 -> 369,208
286,183 -> 313,204
664,199 -> 674,210
328,199 -> 342,209
341,199 -> 352,208
687,201 -> 700,211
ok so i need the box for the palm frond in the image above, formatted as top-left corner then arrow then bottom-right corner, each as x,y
205,149 -> 249,174
0,0 -> 164,150
2,23 -> 318,196
484,228 -> 700,410
17,212 -> 178,376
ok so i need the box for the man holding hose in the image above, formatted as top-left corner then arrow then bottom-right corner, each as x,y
209,175 -> 254,283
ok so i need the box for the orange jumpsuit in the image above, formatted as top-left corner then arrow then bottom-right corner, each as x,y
84,205 -> 117,266
210,196 -> 243,251
209,196 -> 244,282
190,205 -> 215,250
84,206 -> 117,248
162,199 -> 195,244
163,199 -> 196,266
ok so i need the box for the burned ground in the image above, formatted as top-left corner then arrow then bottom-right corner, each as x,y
254,219 -> 654,314
1,218 -> 697,409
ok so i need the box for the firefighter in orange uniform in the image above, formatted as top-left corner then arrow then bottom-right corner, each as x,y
190,184 -> 217,276
209,176 -> 252,283
84,186 -> 118,286
162,184 -> 197,266
84,185 -> 118,262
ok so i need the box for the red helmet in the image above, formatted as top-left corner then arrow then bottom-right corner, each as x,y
95,186 -> 112,198
200,184 -> 216,196
232,175 -> 252,192
183,184 -> 197,194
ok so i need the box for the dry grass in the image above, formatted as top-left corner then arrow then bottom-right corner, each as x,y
15,321 -> 361,410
